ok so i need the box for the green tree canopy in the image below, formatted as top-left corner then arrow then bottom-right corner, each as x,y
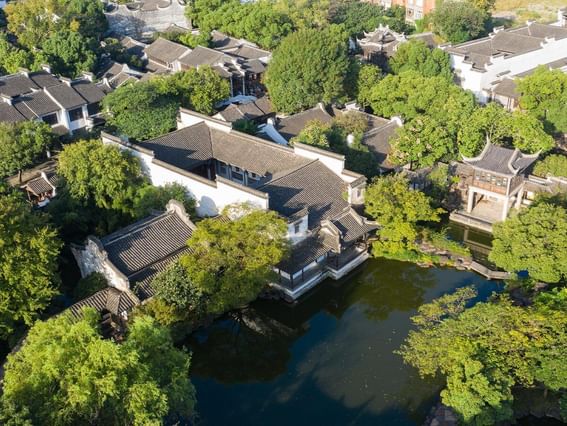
457,102 -> 555,156
533,154 -> 567,178
0,33 -> 46,74
517,66 -> 567,134
489,203 -> 567,283
389,115 -> 456,169
180,205 -> 289,314
103,67 -> 229,140
132,182 -> 196,219
0,310 -> 196,424
152,261 -> 202,311
432,1 -> 487,44
57,139 -> 144,214
5,0 -> 106,49
41,29 -> 97,77
264,25 -> 350,113
0,194 -> 61,339
389,40 -> 452,79
0,121 -> 53,180
291,119 -> 331,148
365,174 -> 442,257
329,2 -> 410,38
355,63 -> 382,108
399,288 -> 567,425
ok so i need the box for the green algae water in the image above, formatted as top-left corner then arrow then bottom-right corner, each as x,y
187,258 -> 502,425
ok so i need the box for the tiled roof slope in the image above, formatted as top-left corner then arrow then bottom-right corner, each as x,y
260,160 -> 350,229
101,210 -> 194,277
276,104 -> 335,141
462,142 -> 538,175
446,23 -> 567,70
145,37 -> 192,64
68,287 -> 139,318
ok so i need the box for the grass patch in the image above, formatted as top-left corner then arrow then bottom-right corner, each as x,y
493,0 -> 564,23
421,228 -> 471,257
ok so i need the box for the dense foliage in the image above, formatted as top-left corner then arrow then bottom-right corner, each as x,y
132,182 -> 196,219
330,2 -> 410,37
180,205 -> 289,314
399,287 -> 567,425
518,66 -> 567,135
431,1 -> 487,43
533,154 -> 567,178
489,202 -> 567,283
102,67 -> 229,140
0,33 -> 45,74
0,310 -> 196,425
41,29 -> 97,77
365,174 -> 442,258
291,111 -> 376,176
264,26 -> 350,113
0,195 -> 61,339
0,121 -> 53,180
389,40 -> 452,79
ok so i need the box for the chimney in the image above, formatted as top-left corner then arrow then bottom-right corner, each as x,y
60,77 -> 72,87
1,94 -> 13,105
81,71 -> 94,82
346,134 -> 355,146
41,64 -> 52,73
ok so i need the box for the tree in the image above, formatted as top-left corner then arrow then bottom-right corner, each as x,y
264,25 -> 350,113
389,40 -> 452,79
232,119 -> 258,135
0,121 -> 53,181
0,195 -> 61,339
178,31 -> 212,49
457,103 -> 555,156
517,66 -> 567,134
133,183 -> 196,219
290,119 -> 331,148
432,1 -> 487,44
168,66 -> 230,115
389,115 -> 456,169
0,310 -> 196,424
365,174 -> 442,257
102,81 -> 179,140
533,154 -> 567,178
5,0 -> 106,49
489,203 -> 567,283
355,64 -> 382,108
180,205 -> 289,314
73,273 -> 107,301
330,1 -> 390,38
399,288 -> 567,425
0,33 -> 45,74
57,139 -> 144,214
41,29 -> 97,77
152,261 -> 202,311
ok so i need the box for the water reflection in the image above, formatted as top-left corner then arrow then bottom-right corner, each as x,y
188,258 -> 501,426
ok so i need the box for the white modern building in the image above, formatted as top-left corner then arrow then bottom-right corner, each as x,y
444,9 -> 567,103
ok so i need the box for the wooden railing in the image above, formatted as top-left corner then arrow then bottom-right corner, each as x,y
471,179 -> 508,195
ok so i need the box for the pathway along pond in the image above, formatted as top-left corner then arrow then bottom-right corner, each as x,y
186,258 -> 502,425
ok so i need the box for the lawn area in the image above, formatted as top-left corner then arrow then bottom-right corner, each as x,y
493,0 -> 566,24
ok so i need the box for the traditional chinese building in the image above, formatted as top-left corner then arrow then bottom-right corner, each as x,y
459,142 -> 539,224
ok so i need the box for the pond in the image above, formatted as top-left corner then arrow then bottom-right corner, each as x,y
186,258 -> 502,426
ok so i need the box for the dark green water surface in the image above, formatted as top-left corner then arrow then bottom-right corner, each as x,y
187,258 -> 502,426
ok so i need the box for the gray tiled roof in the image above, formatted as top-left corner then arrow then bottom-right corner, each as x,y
211,128 -> 310,177
101,210 -> 194,277
217,97 -> 273,122
331,210 -> 377,245
277,104 -> 334,141
260,160 -> 350,229
0,74 -> 39,97
138,123 -> 214,170
178,45 -> 227,67
23,173 -> 56,195
227,45 -> 270,60
68,287 -> 139,318
14,91 -> 59,118
145,37 -> 192,65
491,78 -> 519,99
447,23 -> 567,70
46,84 -> 87,109
0,103 -> 26,122
211,30 -> 244,50
362,121 -> 399,170
463,142 -> 538,175
29,72 -> 61,89
277,235 -> 331,273
72,80 -> 107,104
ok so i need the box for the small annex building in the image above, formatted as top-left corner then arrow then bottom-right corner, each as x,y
21,171 -> 58,207
450,142 -> 539,229
72,200 -> 196,302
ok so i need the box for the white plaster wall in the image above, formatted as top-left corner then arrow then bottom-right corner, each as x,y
178,109 -> 231,132
293,144 -> 346,177
286,214 -> 309,245
451,37 -> 567,102
72,240 -> 130,292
